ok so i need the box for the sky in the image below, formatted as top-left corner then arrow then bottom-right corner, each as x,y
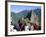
11,5 -> 41,13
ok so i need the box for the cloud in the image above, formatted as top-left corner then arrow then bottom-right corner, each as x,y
14,10 -> 22,13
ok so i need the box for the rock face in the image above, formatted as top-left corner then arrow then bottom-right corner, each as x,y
30,10 -> 39,26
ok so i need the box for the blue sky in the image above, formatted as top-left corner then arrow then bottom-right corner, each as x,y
11,5 -> 41,13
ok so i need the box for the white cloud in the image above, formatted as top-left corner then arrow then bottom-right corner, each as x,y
14,10 -> 22,13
